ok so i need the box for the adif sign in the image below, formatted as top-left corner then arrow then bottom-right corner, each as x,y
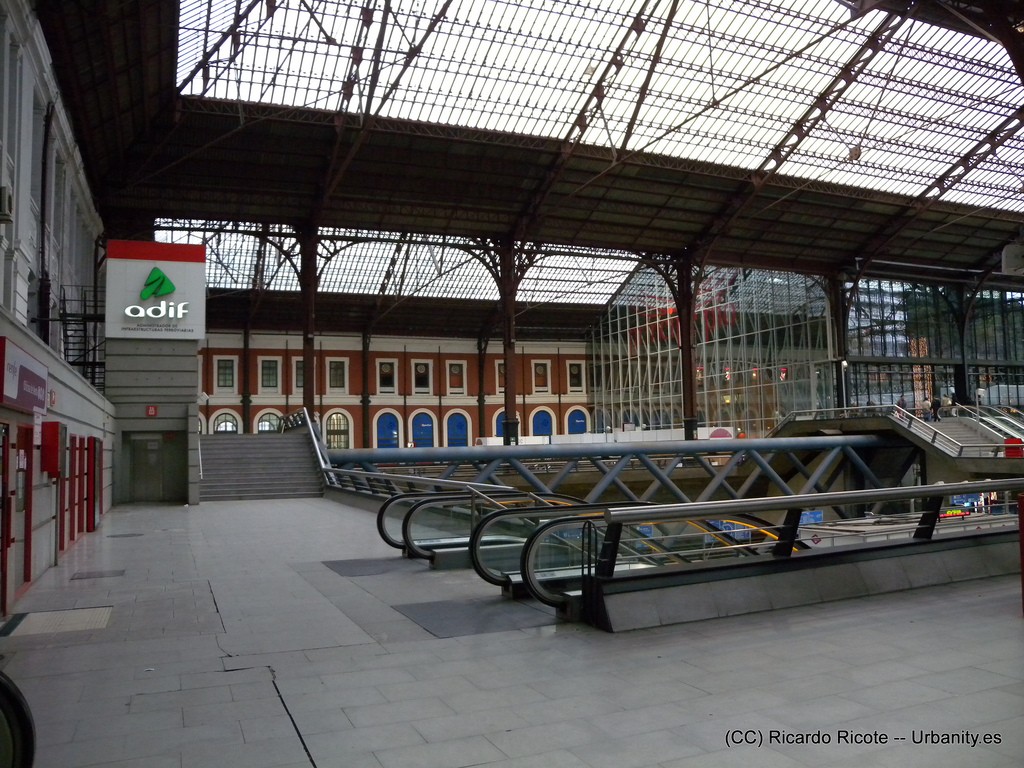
104,240 -> 206,339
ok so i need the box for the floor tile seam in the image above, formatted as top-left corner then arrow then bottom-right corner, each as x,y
898,666 -> 1024,697
34,735 -> 132,768
342,695 -> 461,728
406,710 -> 537,743
1,628 -> 225,652
69,707 -> 189,743
474,716 -> 610,757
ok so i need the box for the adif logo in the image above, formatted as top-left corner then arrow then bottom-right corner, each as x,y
124,267 -> 190,319
140,267 -> 176,300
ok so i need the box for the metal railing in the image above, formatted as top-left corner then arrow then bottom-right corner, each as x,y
956,404 -> 1024,442
329,466 -> 515,497
787,405 -> 1016,458
516,476 -> 1022,611
327,433 -> 895,504
282,408 -> 334,483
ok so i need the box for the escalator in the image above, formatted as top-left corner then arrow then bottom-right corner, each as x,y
376,489 -> 584,561
516,513 -> 808,611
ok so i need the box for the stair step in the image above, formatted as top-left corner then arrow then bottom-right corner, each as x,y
199,430 -> 324,502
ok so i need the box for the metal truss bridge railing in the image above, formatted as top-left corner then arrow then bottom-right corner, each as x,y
327,434 -> 899,506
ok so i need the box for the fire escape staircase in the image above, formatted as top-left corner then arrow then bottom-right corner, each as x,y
60,286 -> 105,392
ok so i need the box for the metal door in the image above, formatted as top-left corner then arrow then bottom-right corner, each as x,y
376,413 -> 399,448
446,413 -> 468,447
411,413 -> 435,447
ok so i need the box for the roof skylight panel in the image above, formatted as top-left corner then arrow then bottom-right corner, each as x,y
323,252 -> 384,294
946,164 -> 1024,209
944,184 -> 1024,215
519,269 -> 626,305
675,132 -> 767,169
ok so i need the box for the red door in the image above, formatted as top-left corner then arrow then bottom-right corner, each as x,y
0,424 -> 9,616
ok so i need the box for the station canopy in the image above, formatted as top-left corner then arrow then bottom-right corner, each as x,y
36,0 -> 1024,335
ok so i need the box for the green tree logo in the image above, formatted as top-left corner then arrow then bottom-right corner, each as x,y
140,267 -> 176,300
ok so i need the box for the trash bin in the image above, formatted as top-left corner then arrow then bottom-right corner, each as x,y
1004,437 -> 1023,458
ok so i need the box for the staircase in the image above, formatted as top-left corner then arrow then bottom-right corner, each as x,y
930,416 -> 999,446
60,286 -> 106,392
199,431 -> 324,502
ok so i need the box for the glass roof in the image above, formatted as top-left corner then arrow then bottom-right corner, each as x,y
169,0 -> 1024,304
157,222 -> 639,304
613,266 -> 830,318
177,0 -> 1024,212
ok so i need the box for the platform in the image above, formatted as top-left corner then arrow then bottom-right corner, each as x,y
0,497 -> 1020,767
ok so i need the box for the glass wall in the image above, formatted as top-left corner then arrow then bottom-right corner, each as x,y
591,267 -> 835,437
846,281 -> 1024,411
592,271 -> 1024,436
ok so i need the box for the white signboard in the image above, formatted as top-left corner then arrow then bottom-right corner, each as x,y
104,240 -> 206,339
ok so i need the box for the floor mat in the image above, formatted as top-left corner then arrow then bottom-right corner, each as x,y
393,597 -> 556,638
323,557 -> 421,576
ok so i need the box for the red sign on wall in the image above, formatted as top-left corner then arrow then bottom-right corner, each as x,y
146,405 -> 158,417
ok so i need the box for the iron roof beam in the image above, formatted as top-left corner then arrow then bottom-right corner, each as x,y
319,0 -> 456,209
685,9 -> 913,271
847,102 -> 1024,284
176,0 -> 265,94
510,0 -> 668,243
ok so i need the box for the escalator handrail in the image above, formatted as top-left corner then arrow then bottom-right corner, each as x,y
468,500 -> 637,586
378,490 -> 499,549
377,488 -> 569,549
519,516 -> 596,608
402,491 -> 585,560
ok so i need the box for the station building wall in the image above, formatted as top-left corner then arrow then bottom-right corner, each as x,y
198,331 -> 593,448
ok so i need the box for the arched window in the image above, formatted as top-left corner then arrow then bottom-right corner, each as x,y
325,412 -> 351,449
257,413 -> 282,432
213,413 -> 239,432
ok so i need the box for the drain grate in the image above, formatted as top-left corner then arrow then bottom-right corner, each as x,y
0,606 -> 112,636
71,569 -> 126,580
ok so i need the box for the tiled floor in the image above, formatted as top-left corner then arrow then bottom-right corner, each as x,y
0,497 -> 1020,768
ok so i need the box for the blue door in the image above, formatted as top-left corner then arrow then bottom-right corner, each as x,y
532,411 -> 553,437
495,411 -> 504,437
567,408 -> 587,434
376,413 -> 399,448
446,413 -> 469,447
411,413 -> 435,447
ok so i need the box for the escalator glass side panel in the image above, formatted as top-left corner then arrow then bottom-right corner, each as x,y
469,501 -> 632,585
519,515 -> 792,606
401,492 -> 583,558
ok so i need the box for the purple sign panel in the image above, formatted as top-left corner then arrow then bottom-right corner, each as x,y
1,338 -> 48,414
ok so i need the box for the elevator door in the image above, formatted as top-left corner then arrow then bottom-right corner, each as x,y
130,435 -> 164,502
